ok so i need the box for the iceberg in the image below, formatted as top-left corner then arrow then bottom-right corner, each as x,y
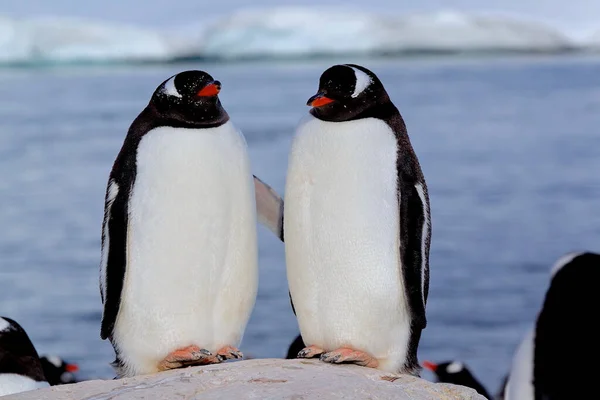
584,30 -> 600,50
199,8 -> 576,59
0,8 -> 590,67
0,15 -> 198,65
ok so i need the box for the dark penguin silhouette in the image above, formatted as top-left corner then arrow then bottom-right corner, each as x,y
423,360 -> 491,399
505,252 -> 600,399
0,316 -> 49,396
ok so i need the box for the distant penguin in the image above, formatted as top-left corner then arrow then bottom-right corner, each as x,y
423,360 -> 491,399
0,317 -> 49,397
505,252 -> 600,399
284,64 -> 431,375
99,70 -> 259,378
40,355 -> 79,385
285,334 -> 305,359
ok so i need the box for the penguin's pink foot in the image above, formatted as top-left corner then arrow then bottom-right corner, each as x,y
157,345 -> 220,371
216,345 -> 244,361
320,348 -> 379,368
297,345 -> 325,359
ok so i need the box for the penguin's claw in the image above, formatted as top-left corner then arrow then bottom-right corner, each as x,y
297,345 -> 325,359
319,348 -> 379,368
216,345 -> 244,361
158,345 -> 221,371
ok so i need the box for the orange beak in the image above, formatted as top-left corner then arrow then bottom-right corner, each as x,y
422,361 -> 438,372
307,92 -> 334,107
65,363 -> 79,373
197,81 -> 221,97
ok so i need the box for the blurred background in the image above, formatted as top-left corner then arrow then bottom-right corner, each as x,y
1,0 -> 599,396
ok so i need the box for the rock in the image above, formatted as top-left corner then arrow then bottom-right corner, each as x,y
5,359 -> 486,399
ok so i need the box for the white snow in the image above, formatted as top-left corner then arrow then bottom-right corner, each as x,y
0,7 -> 596,66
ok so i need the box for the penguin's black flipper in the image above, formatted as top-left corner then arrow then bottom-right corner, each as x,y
289,291 -> 296,316
398,176 -> 431,331
100,139 -> 139,341
286,334 -> 305,359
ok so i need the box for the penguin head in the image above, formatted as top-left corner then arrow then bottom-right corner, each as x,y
424,360 -> 491,398
423,360 -> 470,382
40,355 -> 79,385
307,64 -> 389,122
149,70 -> 229,128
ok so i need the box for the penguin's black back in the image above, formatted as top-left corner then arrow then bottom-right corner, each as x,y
0,317 -> 46,382
533,252 -> 600,399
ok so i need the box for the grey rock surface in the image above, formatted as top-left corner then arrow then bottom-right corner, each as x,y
5,358 -> 486,399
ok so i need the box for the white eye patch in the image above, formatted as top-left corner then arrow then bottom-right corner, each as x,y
349,66 -> 372,98
550,252 -> 583,278
0,317 -> 9,332
46,355 -> 62,368
446,361 -> 464,373
162,75 -> 182,98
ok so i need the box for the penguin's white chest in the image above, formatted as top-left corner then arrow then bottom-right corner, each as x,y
506,328 -> 535,400
284,116 -> 410,372
114,122 -> 258,375
0,374 -> 49,397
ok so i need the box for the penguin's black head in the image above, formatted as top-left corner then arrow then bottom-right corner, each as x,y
307,64 -> 392,122
0,316 -> 47,381
423,360 -> 472,382
423,360 -> 491,398
149,70 -> 229,128
40,355 -> 79,385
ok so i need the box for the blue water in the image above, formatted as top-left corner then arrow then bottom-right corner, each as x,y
0,54 -> 599,395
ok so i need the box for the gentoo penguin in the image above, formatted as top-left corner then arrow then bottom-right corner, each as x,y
504,252 -> 600,399
285,334 -> 305,359
423,360 -> 491,399
284,64 -> 431,375
0,317 -> 49,397
40,355 -> 79,385
100,70 -> 259,378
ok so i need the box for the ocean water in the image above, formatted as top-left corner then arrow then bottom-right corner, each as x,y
0,54 -> 599,395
